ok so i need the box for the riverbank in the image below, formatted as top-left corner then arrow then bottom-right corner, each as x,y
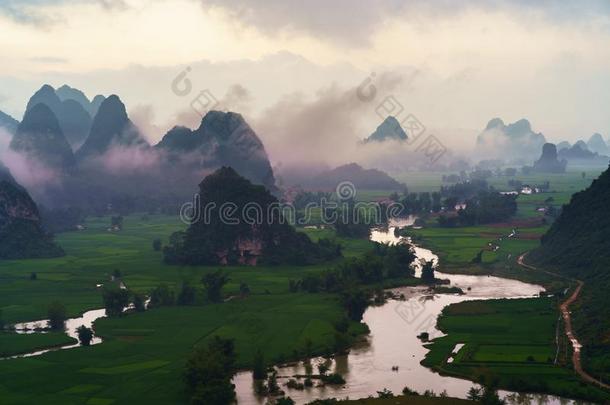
422,297 -> 609,403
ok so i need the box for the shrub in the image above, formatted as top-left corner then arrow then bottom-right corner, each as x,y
77,325 -> 94,346
47,301 -> 67,330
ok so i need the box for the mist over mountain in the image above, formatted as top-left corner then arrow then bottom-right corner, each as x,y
26,84 -> 93,148
0,161 -> 16,184
365,116 -> 408,143
291,162 -> 404,191
10,103 -> 75,171
558,141 -> 609,167
475,118 -> 546,162
587,133 -> 609,155
556,141 -> 571,151
0,178 -> 64,259
76,95 -> 148,160
156,111 -> 276,191
532,143 -> 566,173
0,110 -> 19,136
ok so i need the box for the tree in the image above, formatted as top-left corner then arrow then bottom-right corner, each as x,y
421,260 -> 435,283
133,293 -> 146,312
317,362 -> 330,376
184,337 -> 237,405
467,386 -> 482,401
341,289 -> 370,321
177,281 -> 196,305
30,272 -> 37,280
47,301 -> 67,330
152,238 -> 162,251
377,388 -> 394,398
0,309 -> 5,330
201,270 -> 230,303
276,398 -> 295,405
252,349 -> 266,380
77,325 -> 94,346
149,284 -> 175,307
102,286 -> 130,317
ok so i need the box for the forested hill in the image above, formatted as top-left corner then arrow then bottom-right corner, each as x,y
532,163 -> 610,277
530,164 -> 610,377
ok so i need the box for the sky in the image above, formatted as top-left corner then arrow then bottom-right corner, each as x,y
1,0 -> 610,160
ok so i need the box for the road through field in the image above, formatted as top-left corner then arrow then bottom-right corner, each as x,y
517,253 -> 610,391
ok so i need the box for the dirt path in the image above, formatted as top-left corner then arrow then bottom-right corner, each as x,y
517,253 -> 610,390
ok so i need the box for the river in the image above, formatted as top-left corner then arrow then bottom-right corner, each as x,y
234,219 -> 586,404
2,220 -> 588,404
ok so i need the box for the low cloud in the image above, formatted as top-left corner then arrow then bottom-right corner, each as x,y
254,72 -> 424,169
0,130 -> 62,190
95,144 -> 160,175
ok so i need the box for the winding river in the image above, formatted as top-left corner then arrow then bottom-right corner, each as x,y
3,219 -> 588,404
234,219 -> 587,404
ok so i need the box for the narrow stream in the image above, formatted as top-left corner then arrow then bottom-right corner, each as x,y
7,309 -> 106,359
234,219 -> 586,404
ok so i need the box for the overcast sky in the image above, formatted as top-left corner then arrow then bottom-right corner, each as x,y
1,0 -> 610,153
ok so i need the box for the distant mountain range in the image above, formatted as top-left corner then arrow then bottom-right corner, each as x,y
26,84 -> 99,149
55,84 -> 105,117
476,118 -> 546,161
586,133 -> 609,155
2,84 -> 278,211
556,139 -> 609,167
10,103 -> 75,171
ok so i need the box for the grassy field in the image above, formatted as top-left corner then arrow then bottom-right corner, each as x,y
0,332 -> 76,357
422,298 -> 609,402
0,170 -> 604,403
0,215 -> 373,404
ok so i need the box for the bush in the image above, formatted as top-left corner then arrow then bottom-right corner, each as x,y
47,301 -> 67,330
177,282 -> 196,305
321,373 -> 345,385
149,284 -> 175,307
184,337 -> 236,404
133,293 -> 146,312
402,386 -> 420,396
77,325 -> 94,346
286,379 -> 304,390
377,388 -> 394,398
102,286 -> 130,317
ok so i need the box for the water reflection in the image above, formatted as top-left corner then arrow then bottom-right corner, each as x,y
234,222 -> 585,405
